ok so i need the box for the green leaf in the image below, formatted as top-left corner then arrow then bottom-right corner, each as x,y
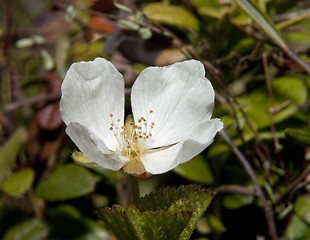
285,128 -> 310,146
143,3 -> 199,31
0,128 -> 27,184
294,195 -> 310,225
97,185 -> 213,240
98,205 -> 192,240
285,215 -> 310,240
237,76 -> 307,132
2,168 -> 35,196
72,151 -> 99,168
173,155 -> 214,184
197,6 -> 230,19
96,205 -> 139,240
221,193 -> 250,209
35,163 -> 96,201
191,0 -> 219,8
3,219 -> 48,240
235,0 -> 288,50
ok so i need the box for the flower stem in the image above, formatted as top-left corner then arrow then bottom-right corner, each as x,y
128,175 -> 140,204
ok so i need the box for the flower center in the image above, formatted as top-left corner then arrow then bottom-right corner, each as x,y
109,111 -> 154,175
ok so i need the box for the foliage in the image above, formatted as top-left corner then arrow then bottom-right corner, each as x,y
97,185 -> 212,240
1,0 -> 310,239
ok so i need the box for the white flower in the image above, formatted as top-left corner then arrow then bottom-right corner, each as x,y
60,58 -> 223,176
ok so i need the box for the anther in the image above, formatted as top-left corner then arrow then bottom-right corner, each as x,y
109,113 -> 113,118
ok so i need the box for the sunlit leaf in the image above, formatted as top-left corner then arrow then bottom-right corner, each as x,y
197,6 -> 231,19
72,151 -> 99,168
35,164 -> 96,201
3,219 -> 48,240
174,155 -> 214,184
191,0 -> 219,8
237,76 -> 307,131
2,168 -> 35,196
143,3 -> 199,31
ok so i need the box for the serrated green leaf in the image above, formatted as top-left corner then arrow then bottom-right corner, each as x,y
97,185 -> 213,240
96,205 -> 139,240
143,3 -> 199,31
2,168 -> 35,196
35,164 -> 96,201
285,128 -> 310,146
136,185 -> 213,240
174,155 -> 214,184
97,205 -> 193,240
0,128 -> 27,185
136,185 -> 210,211
3,219 -> 48,240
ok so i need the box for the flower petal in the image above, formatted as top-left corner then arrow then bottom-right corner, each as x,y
66,122 -> 127,170
60,58 -> 124,151
131,60 -> 215,148
141,143 -> 183,174
141,118 -> 223,174
177,118 -> 223,164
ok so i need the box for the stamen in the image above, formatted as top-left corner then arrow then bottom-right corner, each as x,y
108,111 -> 155,169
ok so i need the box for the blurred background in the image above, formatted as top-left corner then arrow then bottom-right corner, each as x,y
1,0 -> 310,239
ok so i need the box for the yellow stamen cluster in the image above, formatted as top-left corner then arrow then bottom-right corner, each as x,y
108,111 -> 155,175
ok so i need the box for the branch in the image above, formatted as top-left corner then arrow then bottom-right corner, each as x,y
275,164 -> 310,204
214,184 -> 259,197
219,130 -> 278,240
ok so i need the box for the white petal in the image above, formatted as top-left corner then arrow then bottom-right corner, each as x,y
177,118 -> 223,164
131,60 -> 215,148
141,118 -> 223,174
66,122 -> 127,171
60,58 -> 124,151
141,143 -> 183,174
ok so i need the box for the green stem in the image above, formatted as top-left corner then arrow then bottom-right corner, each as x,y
128,175 -> 140,204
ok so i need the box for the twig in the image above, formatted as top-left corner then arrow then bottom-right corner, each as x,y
275,164 -> 310,205
2,92 -> 61,113
262,52 -> 281,150
214,184 -> 259,197
219,130 -> 278,240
